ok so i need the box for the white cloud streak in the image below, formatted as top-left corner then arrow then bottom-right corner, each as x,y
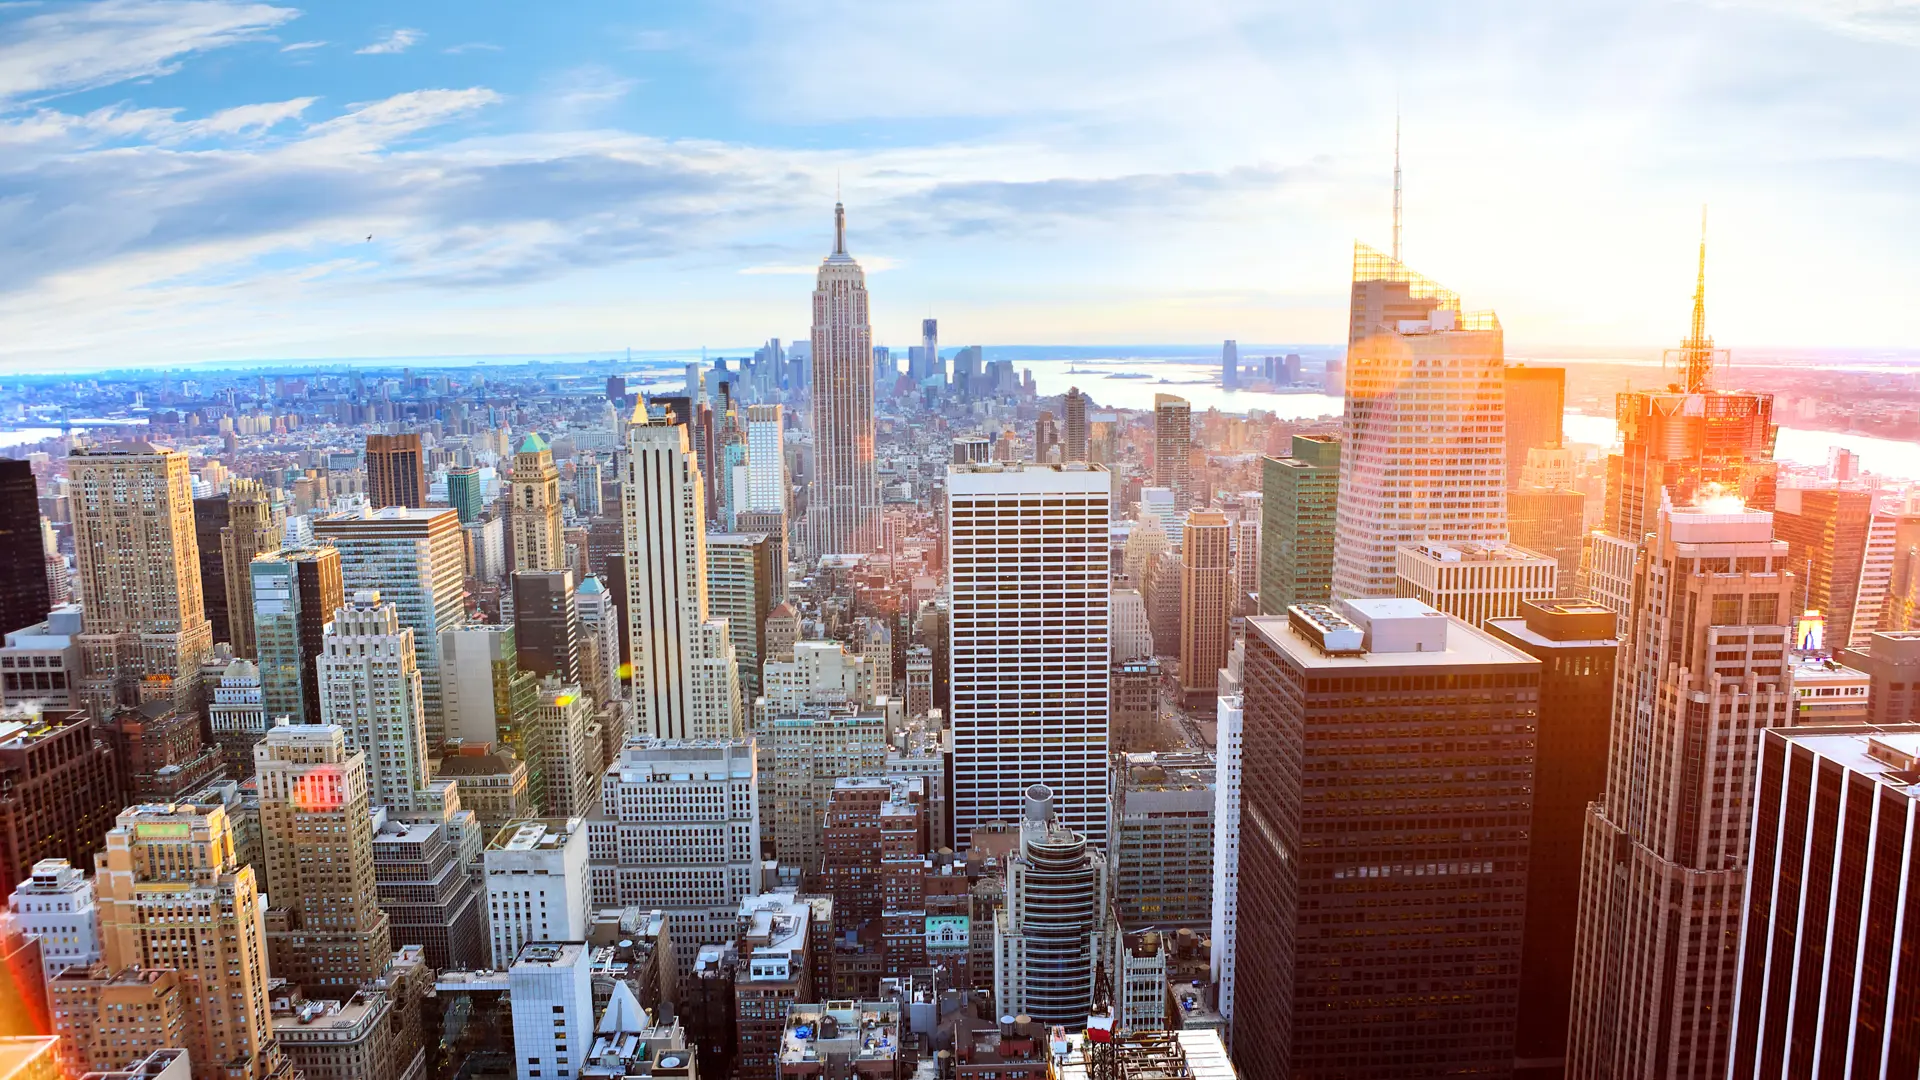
355,26 -> 420,55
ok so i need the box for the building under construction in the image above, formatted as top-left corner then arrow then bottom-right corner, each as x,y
1051,1027 -> 1237,1080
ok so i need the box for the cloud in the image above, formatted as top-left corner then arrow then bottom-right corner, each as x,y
444,41 -> 502,54
355,27 -> 420,55
278,39 -> 324,52
738,264 -> 814,275
0,0 -> 297,104
294,87 -> 499,153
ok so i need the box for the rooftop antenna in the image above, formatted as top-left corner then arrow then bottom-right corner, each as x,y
1391,112 -> 1403,264
1680,205 -> 1713,393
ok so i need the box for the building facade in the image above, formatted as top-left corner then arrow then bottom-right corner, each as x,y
1257,436 -> 1340,616
1234,598 -> 1540,1078
1567,497 -> 1795,1080
947,463 -> 1112,846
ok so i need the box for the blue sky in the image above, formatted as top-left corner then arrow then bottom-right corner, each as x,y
0,0 -> 1915,370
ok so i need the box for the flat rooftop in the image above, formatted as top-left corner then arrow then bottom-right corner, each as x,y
1250,612 -> 1538,671
1775,729 -> 1920,797
488,818 -> 583,851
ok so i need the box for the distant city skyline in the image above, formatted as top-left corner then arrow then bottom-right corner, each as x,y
0,1 -> 1916,370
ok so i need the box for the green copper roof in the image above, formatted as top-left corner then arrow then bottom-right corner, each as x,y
518,432 -> 550,454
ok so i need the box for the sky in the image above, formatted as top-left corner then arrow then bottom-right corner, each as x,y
0,0 -> 1915,371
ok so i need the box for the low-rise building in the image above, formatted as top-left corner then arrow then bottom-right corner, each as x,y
735,892 -> 816,1080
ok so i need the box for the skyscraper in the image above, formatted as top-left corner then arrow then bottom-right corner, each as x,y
317,591 -> 431,811
1484,599 -> 1619,1078
1178,510 -> 1232,701
220,480 -> 284,658
992,785 -> 1107,1027
1772,484 -> 1874,647
0,460 -> 50,637
1221,339 -> 1239,391
1503,364 -> 1565,490
1727,727 -> 1920,1078
1258,435 -> 1340,615
365,433 -> 427,509
1152,394 -> 1192,507
69,442 -> 213,718
94,802 -> 292,1080
1335,247 -> 1508,599
251,547 -> 344,727
0,711 -> 120,895
1586,229 -> 1776,632
1567,496 -> 1794,1080
1234,599 -> 1540,1078
509,433 -> 565,572
947,462 -> 1111,845
254,723 -> 392,992
921,317 -> 939,385
807,202 -> 880,557
193,493 -> 231,647
446,466 -> 483,524
706,533 -> 775,703
511,569 -> 581,685
1063,388 -> 1089,463
312,506 -> 467,745
623,416 -> 739,740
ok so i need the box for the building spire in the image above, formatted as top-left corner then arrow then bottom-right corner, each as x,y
1681,205 -> 1714,393
833,200 -> 847,256
1391,113 -> 1402,264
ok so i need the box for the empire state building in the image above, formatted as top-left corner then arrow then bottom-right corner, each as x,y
806,201 -> 880,555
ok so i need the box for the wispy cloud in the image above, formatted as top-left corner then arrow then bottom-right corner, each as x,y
443,41 -> 501,55
0,0 -> 297,104
279,39 -> 324,52
354,27 -> 420,55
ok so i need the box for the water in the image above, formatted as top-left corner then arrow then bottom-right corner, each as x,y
1018,357 -> 1920,480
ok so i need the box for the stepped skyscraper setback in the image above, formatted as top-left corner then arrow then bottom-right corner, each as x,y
806,202 -> 880,556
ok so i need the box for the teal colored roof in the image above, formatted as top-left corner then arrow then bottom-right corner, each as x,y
518,432 -> 549,454
577,576 -> 606,595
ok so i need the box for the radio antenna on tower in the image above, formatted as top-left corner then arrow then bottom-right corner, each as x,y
1392,113 -> 1403,264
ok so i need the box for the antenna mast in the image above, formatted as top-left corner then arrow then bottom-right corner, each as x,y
1681,206 -> 1713,393
1392,114 -> 1403,264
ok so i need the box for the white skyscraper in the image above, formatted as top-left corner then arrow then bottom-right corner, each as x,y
623,417 -> 739,740
1210,641 -> 1245,1030
947,462 -> 1112,845
509,941 -> 595,1080
1333,255 -> 1508,599
484,818 -> 590,968
317,589 -> 430,811
746,404 -> 787,515
806,203 -> 880,557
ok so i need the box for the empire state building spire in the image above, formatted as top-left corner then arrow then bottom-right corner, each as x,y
834,201 -> 847,256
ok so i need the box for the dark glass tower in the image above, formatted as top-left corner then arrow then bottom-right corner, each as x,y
0,460 -> 49,636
